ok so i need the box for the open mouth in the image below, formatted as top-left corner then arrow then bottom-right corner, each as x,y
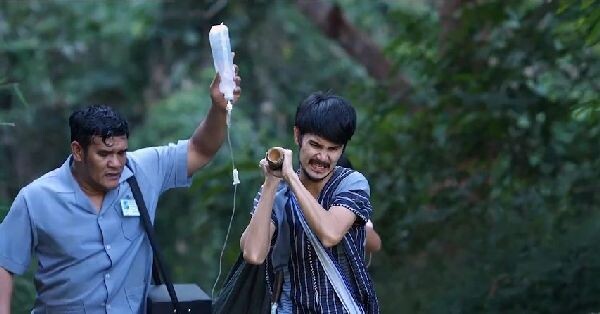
309,159 -> 330,173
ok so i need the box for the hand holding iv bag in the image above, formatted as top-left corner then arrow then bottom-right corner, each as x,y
209,23 -> 235,102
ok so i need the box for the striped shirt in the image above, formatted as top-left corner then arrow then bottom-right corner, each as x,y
252,167 -> 379,313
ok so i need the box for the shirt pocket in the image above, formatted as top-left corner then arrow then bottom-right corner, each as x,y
121,216 -> 144,241
126,284 -> 146,313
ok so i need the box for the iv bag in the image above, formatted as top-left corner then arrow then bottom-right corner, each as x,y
209,24 -> 235,101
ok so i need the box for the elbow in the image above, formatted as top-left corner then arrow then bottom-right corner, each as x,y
242,249 -> 267,265
240,234 -> 267,264
240,230 -> 269,265
321,233 -> 344,248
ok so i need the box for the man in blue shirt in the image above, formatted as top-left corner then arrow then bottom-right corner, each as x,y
240,92 -> 379,313
0,70 -> 241,313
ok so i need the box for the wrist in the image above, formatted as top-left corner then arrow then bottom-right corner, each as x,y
263,178 -> 280,190
282,169 -> 297,184
210,99 -> 228,113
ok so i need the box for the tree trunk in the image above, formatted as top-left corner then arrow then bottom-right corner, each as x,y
294,0 -> 412,103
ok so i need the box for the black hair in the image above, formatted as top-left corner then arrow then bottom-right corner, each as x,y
294,91 -> 356,146
69,104 -> 129,150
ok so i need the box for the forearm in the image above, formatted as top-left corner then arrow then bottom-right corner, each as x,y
0,267 -> 13,314
241,181 -> 278,264
285,173 -> 350,247
187,104 -> 228,175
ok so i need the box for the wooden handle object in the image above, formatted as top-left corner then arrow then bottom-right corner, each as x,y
266,147 -> 284,170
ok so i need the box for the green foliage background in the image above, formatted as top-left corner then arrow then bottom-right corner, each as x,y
0,0 -> 598,313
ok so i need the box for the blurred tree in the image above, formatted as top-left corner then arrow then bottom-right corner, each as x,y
353,0 -> 600,312
0,0 -> 598,313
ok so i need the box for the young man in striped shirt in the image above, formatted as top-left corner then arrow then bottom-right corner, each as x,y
241,92 -> 379,313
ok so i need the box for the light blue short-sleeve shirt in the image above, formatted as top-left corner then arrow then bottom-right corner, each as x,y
0,140 -> 191,314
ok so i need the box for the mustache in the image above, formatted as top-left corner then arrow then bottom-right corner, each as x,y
309,159 -> 330,168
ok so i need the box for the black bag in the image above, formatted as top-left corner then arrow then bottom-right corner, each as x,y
212,254 -> 275,314
147,284 -> 211,314
213,185 -> 289,314
127,174 -> 211,313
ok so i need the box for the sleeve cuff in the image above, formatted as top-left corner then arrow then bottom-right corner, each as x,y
0,255 -> 28,275
332,202 -> 369,225
174,140 -> 192,188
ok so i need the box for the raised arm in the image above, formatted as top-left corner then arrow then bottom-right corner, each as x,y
187,67 -> 241,176
0,267 -> 13,314
240,158 -> 280,264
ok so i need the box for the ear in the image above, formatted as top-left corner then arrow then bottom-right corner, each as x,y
71,141 -> 84,162
293,127 -> 301,146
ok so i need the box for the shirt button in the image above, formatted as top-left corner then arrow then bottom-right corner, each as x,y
106,245 -> 111,250
106,304 -> 111,310
99,215 -> 103,220
105,273 -> 110,279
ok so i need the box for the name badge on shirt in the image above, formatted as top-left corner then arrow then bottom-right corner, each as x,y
120,199 -> 140,217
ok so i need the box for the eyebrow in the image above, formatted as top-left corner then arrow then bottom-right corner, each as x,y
309,140 -> 341,149
98,148 -> 128,154
309,140 -> 322,146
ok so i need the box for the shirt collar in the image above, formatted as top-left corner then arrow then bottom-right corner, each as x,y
120,161 -> 134,183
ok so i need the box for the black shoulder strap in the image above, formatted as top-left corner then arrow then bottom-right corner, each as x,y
125,165 -> 182,312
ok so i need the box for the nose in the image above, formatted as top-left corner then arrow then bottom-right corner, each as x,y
315,150 -> 329,162
107,154 -> 122,168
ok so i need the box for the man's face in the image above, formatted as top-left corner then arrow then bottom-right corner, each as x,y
74,135 -> 128,192
296,131 -> 344,182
